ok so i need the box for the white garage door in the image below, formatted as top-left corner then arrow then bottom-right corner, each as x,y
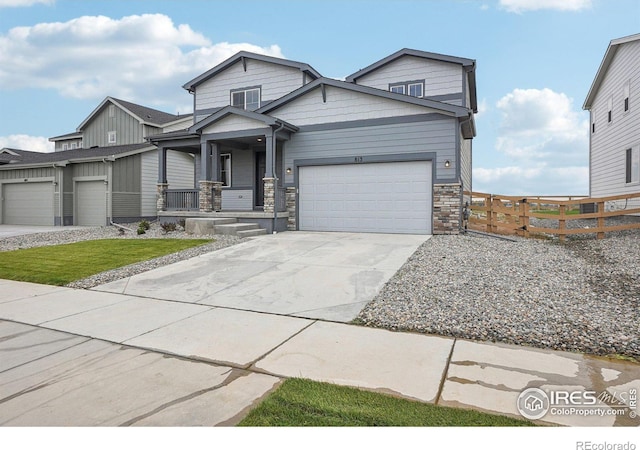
2,182 -> 54,225
76,180 -> 107,226
299,161 -> 432,234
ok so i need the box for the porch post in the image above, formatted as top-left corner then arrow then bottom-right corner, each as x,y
263,129 -> 276,213
156,145 -> 168,211
198,140 -> 213,212
210,143 -> 222,211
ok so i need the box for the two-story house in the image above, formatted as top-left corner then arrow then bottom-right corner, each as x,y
583,33 -> 640,210
153,49 -> 477,235
0,97 -> 195,226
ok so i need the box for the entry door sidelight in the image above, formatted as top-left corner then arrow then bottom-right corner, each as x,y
255,151 -> 266,207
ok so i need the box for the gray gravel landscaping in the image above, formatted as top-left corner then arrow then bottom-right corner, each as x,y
0,222 -> 243,289
357,219 -> 640,361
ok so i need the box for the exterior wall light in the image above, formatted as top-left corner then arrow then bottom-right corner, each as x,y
286,167 -> 292,174
444,160 -> 451,168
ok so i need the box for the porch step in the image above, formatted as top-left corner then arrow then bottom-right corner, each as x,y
185,218 -> 237,235
214,222 -> 264,236
236,228 -> 267,238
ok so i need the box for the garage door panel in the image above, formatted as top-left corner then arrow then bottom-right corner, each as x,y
76,181 -> 106,226
299,161 -> 432,235
3,183 -> 54,225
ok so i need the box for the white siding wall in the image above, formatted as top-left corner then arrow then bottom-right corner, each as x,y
355,55 -> 463,97
273,85 -> 437,126
590,40 -> 640,206
195,59 -> 304,112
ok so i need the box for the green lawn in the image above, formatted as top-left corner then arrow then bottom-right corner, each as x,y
0,238 -> 211,285
238,378 -> 535,427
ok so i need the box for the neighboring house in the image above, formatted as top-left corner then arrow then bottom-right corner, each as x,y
583,33 -> 640,209
0,98 -> 195,226
152,49 -> 477,235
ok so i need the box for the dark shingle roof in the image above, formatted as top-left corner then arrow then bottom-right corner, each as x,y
111,98 -> 184,126
0,144 -> 152,167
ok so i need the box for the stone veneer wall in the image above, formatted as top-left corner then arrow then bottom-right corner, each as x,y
285,186 -> 296,230
433,183 -> 462,235
263,177 -> 275,213
156,183 -> 168,211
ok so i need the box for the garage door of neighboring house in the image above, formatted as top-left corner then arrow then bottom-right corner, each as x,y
299,161 -> 432,234
76,180 -> 107,226
2,182 -> 54,225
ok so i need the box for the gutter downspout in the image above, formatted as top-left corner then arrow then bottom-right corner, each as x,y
53,163 -> 62,227
272,122 -> 286,233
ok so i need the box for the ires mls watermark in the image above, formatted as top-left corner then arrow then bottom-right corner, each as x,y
516,387 -> 638,421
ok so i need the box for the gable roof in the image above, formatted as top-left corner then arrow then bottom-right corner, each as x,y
76,97 -> 184,131
258,77 -> 473,118
345,48 -> 477,113
190,105 -> 298,134
583,33 -> 640,110
0,143 -> 153,169
48,131 -> 83,142
182,51 -> 322,92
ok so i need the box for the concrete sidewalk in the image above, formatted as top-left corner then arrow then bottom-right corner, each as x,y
0,280 -> 638,426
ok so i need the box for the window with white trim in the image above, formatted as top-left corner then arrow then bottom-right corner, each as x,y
389,81 -> 424,98
107,131 -> 117,144
390,84 -> 405,94
70,142 -> 77,149
231,87 -> 260,110
626,147 -> 639,184
624,81 -> 630,113
220,153 -> 231,187
62,143 -> 68,150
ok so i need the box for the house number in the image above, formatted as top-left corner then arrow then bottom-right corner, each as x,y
354,156 -> 363,163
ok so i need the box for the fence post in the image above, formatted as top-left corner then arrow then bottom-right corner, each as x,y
597,201 -> 605,239
558,204 -> 566,242
486,195 -> 493,233
520,198 -> 530,238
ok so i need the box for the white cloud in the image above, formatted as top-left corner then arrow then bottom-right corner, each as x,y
476,87 -> 589,195
495,88 -> 588,165
0,14 -> 284,109
0,0 -> 53,7
499,0 -> 592,14
473,165 -> 589,195
0,134 -> 54,153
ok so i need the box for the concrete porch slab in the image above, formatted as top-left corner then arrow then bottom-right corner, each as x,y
124,308 -> 313,368
254,321 -> 454,403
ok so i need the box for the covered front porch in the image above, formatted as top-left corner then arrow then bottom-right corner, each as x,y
151,107 -> 298,232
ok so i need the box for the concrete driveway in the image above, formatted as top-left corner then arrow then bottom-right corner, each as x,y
0,224 -> 86,238
94,232 -> 430,322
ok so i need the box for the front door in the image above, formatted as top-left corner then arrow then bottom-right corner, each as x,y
255,151 -> 266,208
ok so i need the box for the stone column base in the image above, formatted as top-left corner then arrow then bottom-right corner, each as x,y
433,183 -> 462,235
198,180 -> 218,212
156,183 -> 169,211
263,177 -> 276,214
285,186 -> 296,230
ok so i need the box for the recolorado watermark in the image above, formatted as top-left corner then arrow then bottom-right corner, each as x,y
575,442 -> 636,450
516,387 -> 637,421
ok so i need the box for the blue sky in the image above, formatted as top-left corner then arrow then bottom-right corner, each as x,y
0,0 -> 638,195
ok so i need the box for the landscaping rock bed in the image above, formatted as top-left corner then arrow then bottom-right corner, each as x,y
0,222 -> 243,289
357,221 -> 640,360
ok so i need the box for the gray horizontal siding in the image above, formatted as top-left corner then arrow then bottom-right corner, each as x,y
195,59 -> 303,111
460,134 -> 472,191
221,189 -> 253,210
284,119 -> 457,184
355,55 -> 463,98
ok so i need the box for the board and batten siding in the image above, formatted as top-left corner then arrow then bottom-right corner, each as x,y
284,119 -> 457,185
112,155 -> 142,218
82,104 -> 145,148
590,39 -> 640,208
195,59 -> 304,113
354,55 -> 463,98
273,85 -> 436,127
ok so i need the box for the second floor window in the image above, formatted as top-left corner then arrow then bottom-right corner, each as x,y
108,131 -> 117,144
231,87 -> 260,110
390,81 -> 424,98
